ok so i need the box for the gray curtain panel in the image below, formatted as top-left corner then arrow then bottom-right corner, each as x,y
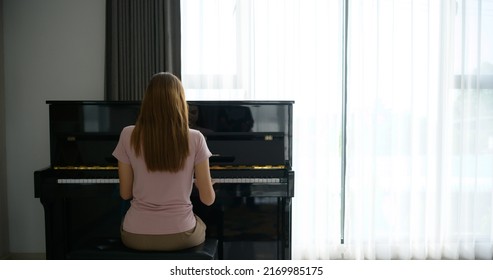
105,0 -> 181,101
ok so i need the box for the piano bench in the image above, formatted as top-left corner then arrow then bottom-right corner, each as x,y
67,237 -> 218,260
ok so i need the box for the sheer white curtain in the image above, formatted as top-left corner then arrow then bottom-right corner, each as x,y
449,0 -> 493,259
181,0 -> 493,259
181,0 -> 344,260
345,0 -> 493,259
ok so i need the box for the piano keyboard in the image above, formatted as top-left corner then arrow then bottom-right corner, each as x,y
213,178 -> 281,183
56,178 -> 281,184
57,178 -> 119,184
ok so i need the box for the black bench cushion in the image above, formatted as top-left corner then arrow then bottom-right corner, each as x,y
67,237 -> 218,260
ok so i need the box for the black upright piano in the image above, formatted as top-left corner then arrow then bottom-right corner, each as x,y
34,100 -> 294,260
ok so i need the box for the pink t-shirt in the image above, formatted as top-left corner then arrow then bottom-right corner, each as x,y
112,126 -> 212,235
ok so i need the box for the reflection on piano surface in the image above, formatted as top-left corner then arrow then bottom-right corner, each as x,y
34,100 -> 294,260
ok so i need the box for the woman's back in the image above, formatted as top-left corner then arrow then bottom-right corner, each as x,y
113,126 -> 211,235
112,72 -> 215,251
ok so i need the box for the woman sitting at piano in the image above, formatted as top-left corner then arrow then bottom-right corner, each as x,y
112,72 -> 215,251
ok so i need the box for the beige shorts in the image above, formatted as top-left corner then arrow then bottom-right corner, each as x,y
121,215 -> 206,251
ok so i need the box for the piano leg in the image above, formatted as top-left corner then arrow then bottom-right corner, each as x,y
40,197 -> 70,260
281,197 -> 292,260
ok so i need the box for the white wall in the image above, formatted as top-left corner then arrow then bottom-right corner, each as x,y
0,0 -> 8,259
4,0 -> 105,254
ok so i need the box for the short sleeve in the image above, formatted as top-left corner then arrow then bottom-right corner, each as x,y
112,126 -> 133,164
193,130 -> 212,165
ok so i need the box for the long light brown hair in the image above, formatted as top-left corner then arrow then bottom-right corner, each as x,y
131,72 -> 189,172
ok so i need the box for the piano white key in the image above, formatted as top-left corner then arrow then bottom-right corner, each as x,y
57,177 -> 281,184
57,178 -> 120,184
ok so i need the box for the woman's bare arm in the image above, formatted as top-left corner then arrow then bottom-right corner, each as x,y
194,159 -> 215,206
118,161 -> 134,200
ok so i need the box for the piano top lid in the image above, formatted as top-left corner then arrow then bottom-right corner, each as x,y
46,100 -> 294,105
46,100 -> 139,105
